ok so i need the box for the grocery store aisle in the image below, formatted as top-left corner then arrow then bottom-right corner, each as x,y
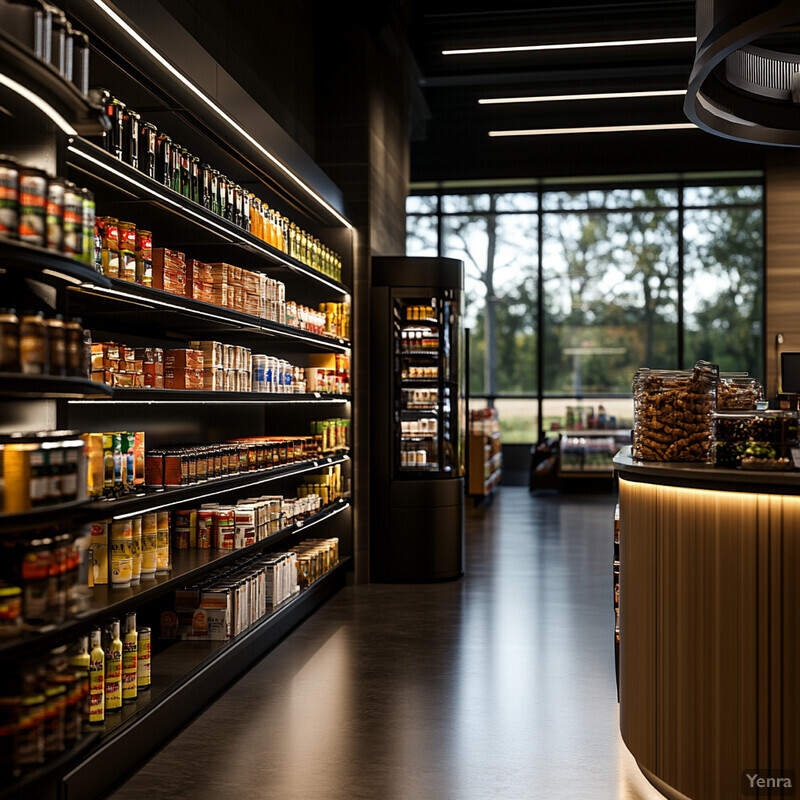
111,488 -> 664,800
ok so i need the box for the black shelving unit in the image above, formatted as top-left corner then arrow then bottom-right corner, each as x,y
0,4 -> 355,797
0,499 -> 350,662
78,454 -> 350,520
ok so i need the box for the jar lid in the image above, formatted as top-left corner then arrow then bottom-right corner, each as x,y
0,586 -> 21,597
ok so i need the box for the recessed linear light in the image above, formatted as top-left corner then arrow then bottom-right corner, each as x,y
489,123 -> 697,137
92,0 -> 352,230
444,36 -> 696,56
479,89 -> 688,105
0,72 -> 78,135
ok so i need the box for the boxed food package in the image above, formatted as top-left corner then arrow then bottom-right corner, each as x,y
164,368 -> 203,390
165,349 -> 204,370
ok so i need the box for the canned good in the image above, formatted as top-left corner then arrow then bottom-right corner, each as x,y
135,229 -> 152,286
81,188 -> 95,265
18,168 -> 47,246
97,216 -> 120,278
45,315 -> 66,376
0,156 -> 20,238
62,182 -> 83,257
118,220 -> 136,282
140,513 -> 157,577
140,122 -> 157,179
45,178 -> 65,251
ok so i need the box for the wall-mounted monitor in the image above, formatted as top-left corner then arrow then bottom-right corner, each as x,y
780,352 -> 800,393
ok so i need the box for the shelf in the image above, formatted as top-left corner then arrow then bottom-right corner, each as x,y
400,318 -> 438,326
401,350 -> 440,357
0,374 -> 114,399
0,28 -> 104,136
401,407 -> 444,415
66,138 -> 350,295
400,378 -> 439,386
81,453 -> 350,521
66,279 -> 350,352
62,557 -> 350,800
0,498 -> 88,534
0,239 -> 111,289
68,389 -> 350,405
0,500 -> 350,662
0,729 -> 101,800
401,435 -> 438,441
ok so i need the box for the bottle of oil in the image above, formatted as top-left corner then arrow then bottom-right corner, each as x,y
88,627 -> 105,724
122,612 -> 138,703
104,619 -> 122,713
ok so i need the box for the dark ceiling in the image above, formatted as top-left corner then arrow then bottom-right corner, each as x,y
406,0 -> 772,184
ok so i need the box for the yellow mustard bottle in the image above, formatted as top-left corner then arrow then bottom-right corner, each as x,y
88,627 -> 105,724
122,611 -> 138,702
104,619 -> 123,712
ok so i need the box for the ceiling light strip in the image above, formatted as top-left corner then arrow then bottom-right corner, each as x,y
444,36 -> 697,56
479,89 -> 687,105
489,123 -> 698,137
92,0 -> 352,229
0,72 -> 78,135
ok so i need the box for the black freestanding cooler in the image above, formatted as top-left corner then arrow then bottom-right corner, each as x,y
370,256 -> 465,582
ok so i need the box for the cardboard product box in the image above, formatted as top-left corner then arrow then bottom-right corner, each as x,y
243,291 -> 261,318
187,279 -> 214,304
186,259 -> 214,284
164,368 -> 204,390
190,341 -> 224,368
135,347 -> 164,366
110,371 -> 144,388
120,346 -> 136,361
201,368 -> 224,391
153,248 -> 186,271
165,349 -> 204,370
229,265 -> 243,285
91,369 -> 114,385
208,262 -> 234,283
241,269 -> 260,294
153,265 -> 187,296
209,284 -> 231,309
143,371 -> 164,389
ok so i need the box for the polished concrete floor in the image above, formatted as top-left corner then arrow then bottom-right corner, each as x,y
112,488 -> 665,800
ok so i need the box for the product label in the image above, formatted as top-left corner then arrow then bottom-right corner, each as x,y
0,165 -> 19,235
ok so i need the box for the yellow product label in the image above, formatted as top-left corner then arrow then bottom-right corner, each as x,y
91,543 -> 108,585
89,657 -> 104,723
110,519 -> 132,540
122,637 -> 138,700
156,511 -> 169,533
110,540 -> 133,585
156,528 -> 170,547
105,651 -> 122,710
142,513 -> 157,535
140,533 -> 157,573
156,545 -> 169,570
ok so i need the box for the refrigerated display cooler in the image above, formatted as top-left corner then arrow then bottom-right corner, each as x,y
370,257 -> 465,581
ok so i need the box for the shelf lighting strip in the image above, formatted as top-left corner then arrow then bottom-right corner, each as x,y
0,72 -> 78,135
91,0 -> 352,230
68,143 -> 348,295
109,455 -> 350,520
443,35 -> 697,56
478,89 -> 687,105
489,123 -> 697,137
294,499 -> 350,531
68,398 -> 350,405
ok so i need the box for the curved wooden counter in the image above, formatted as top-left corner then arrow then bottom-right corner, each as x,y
614,447 -> 800,800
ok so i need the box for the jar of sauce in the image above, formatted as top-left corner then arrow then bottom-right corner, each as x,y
45,177 -> 65,251
63,318 -> 85,377
44,314 -> 66,376
19,311 -> 46,374
0,155 -> 20,239
17,168 -> 47,246
0,309 -> 19,372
